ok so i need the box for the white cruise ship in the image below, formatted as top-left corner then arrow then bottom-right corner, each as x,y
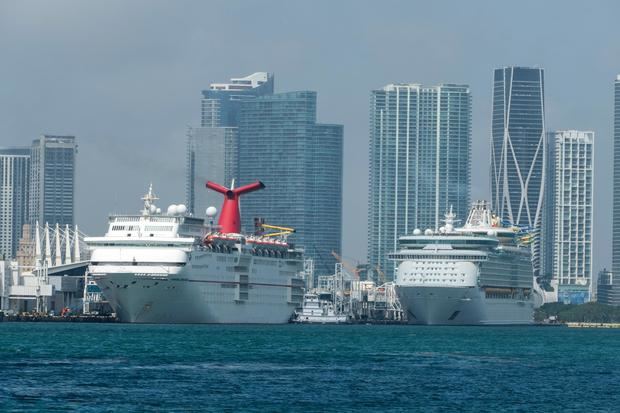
85,182 -> 305,323
390,201 -> 535,325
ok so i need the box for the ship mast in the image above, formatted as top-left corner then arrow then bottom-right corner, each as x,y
141,183 -> 160,216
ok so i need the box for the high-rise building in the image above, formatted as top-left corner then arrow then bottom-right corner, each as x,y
598,269 -> 620,306
490,66 -> 546,276
612,76 -> 620,282
201,72 -> 274,128
190,72 -> 274,217
0,147 -> 30,259
548,131 -> 594,304
541,132 -> 556,282
368,83 -> 472,279
29,135 -> 77,228
186,127 -> 238,217
237,91 -> 343,275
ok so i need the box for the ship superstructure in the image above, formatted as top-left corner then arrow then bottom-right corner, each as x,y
85,182 -> 304,323
391,201 -> 534,325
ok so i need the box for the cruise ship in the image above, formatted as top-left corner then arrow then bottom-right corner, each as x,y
390,201 -> 535,325
85,182 -> 305,323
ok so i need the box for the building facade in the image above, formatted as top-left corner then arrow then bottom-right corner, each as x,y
189,72 -> 274,217
613,76 -> 620,283
201,72 -> 274,128
490,66 -> 546,276
541,132 -> 556,283
549,131 -> 594,304
186,127 -> 238,217
598,269 -> 620,306
237,91 -> 343,275
29,135 -> 77,228
0,147 -> 30,259
368,83 -> 472,279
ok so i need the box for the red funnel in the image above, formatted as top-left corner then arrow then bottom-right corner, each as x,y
206,181 -> 265,234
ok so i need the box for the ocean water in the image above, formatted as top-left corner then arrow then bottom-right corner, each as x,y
0,324 -> 618,412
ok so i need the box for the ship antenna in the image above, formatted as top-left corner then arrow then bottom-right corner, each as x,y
444,205 -> 456,233
141,183 -> 159,215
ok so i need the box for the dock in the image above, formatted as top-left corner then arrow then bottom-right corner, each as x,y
0,313 -> 118,323
565,322 -> 620,329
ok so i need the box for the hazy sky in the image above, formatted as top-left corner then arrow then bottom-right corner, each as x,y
1,0 -> 619,271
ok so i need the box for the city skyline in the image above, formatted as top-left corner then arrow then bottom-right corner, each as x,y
1,1 -> 619,272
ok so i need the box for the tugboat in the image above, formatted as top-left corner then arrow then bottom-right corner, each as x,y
293,293 -> 349,324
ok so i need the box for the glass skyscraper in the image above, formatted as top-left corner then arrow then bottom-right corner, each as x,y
237,91 -> 343,275
189,72 -> 275,217
490,67 -> 546,276
186,127 -> 238,217
549,131 -> 594,304
0,147 -> 30,259
201,72 -> 274,128
29,135 -> 77,228
368,83 -> 472,280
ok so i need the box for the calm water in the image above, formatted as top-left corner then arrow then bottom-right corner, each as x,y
0,323 -> 618,412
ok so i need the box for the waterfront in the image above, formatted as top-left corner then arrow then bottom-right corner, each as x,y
0,324 -> 619,412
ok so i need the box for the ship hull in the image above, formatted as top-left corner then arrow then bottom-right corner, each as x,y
90,251 -> 303,324
397,286 -> 534,325
92,272 -> 299,323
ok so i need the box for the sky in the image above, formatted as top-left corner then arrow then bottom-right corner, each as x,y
1,0 -> 619,271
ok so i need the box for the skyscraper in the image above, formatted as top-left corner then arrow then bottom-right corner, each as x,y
598,269 -> 620,306
237,91 -> 343,275
368,83 -> 472,279
201,72 -> 274,127
0,147 -> 30,259
612,75 -> 620,282
541,132 -> 556,282
29,135 -> 77,228
490,67 -> 546,275
189,72 -> 274,217
550,131 -> 594,304
186,127 -> 238,217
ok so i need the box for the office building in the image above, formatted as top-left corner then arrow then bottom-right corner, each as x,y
237,91 -> 343,275
186,127 -> 238,217
201,72 -> 274,128
368,83 -> 472,279
29,135 -> 77,228
490,66 -> 546,276
549,131 -> 594,304
190,72 -> 274,215
598,269 -> 620,306
0,147 -> 30,259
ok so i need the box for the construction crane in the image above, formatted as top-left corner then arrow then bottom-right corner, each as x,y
254,218 -> 296,238
260,224 -> 295,238
331,251 -> 360,280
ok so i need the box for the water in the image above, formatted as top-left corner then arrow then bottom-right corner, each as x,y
0,323 -> 618,412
